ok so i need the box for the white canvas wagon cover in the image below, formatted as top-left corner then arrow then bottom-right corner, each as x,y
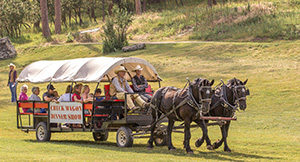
17,57 -> 161,83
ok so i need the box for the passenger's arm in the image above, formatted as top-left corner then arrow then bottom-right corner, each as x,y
44,96 -> 54,102
142,76 -> 149,89
125,80 -> 134,93
82,94 -> 92,103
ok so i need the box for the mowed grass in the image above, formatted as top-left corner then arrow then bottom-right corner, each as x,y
0,42 -> 300,161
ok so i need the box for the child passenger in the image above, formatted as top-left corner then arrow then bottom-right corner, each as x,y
94,88 -> 105,101
81,85 -> 93,102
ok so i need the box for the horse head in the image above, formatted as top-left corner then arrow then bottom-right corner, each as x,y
228,78 -> 249,110
190,78 -> 214,114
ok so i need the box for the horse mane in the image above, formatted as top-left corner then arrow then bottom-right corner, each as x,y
227,78 -> 244,87
191,78 -> 210,87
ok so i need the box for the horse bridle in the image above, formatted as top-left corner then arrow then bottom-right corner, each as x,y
188,82 -> 212,115
198,86 -> 212,104
232,85 -> 247,105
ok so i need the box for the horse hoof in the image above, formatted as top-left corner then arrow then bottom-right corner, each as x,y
147,147 -> 153,150
187,150 -> 194,154
169,148 -> 176,151
207,145 -> 214,150
224,148 -> 232,152
212,142 -> 219,149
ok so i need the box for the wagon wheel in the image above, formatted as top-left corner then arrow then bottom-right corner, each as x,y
36,122 -> 51,142
93,132 -> 109,141
154,124 -> 167,146
116,126 -> 133,147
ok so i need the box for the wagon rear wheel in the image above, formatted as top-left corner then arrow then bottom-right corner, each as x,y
93,132 -> 109,141
36,122 -> 51,142
116,126 -> 133,147
154,124 -> 167,146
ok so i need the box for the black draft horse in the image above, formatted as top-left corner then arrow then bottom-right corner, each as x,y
147,78 -> 214,153
195,78 -> 249,152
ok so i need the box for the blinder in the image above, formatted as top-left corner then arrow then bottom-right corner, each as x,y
246,89 -> 250,96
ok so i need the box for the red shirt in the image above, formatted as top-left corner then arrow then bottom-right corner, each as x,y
72,93 -> 81,102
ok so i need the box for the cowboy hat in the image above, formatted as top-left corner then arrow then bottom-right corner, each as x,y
114,66 -> 127,74
8,63 -> 16,68
132,65 -> 143,72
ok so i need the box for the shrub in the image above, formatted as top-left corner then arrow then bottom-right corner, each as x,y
102,6 -> 133,54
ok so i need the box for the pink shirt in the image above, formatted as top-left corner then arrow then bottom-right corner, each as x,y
19,92 -> 28,101
19,92 -> 29,112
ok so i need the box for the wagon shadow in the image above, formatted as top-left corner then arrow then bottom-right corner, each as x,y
26,139 -> 281,161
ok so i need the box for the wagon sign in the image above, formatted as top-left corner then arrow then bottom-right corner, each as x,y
50,102 -> 83,124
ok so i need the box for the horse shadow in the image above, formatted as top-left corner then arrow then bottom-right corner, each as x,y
25,139 -> 280,161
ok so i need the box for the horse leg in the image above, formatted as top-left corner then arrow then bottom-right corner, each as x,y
167,119 -> 176,150
194,119 -> 213,150
213,121 -> 231,152
147,111 -> 160,149
223,121 -> 231,152
183,119 -> 193,153
195,120 -> 208,148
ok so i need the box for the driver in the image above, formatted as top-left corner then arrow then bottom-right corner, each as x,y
110,66 -> 149,111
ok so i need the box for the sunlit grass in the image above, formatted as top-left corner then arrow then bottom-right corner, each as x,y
1,41 -> 300,161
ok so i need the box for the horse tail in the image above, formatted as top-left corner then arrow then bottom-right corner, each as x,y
149,87 -> 166,121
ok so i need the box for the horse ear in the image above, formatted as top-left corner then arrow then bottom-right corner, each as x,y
233,78 -> 238,85
243,79 -> 248,85
210,79 -> 214,86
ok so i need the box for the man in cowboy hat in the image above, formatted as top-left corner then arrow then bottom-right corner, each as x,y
110,66 -> 148,111
132,65 -> 152,102
7,63 -> 17,102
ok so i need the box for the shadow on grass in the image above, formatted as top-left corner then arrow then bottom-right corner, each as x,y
25,139 -> 280,161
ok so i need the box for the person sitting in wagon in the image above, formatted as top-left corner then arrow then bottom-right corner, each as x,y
28,87 -> 46,113
131,65 -> 152,102
43,84 -> 58,102
110,66 -> 149,111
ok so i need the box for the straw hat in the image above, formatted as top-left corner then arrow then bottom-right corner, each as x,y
8,63 -> 16,68
132,65 -> 143,72
114,66 -> 127,74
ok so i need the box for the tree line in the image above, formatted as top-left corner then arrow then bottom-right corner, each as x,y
0,0 -> 221,38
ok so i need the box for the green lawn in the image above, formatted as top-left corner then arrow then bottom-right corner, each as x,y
0,42 -> 300,161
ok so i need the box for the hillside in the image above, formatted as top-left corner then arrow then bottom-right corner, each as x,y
0,42 -> 300,161
5,0 -> 300,47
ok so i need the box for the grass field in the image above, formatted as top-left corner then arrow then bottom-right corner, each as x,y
0,41 -> 300,161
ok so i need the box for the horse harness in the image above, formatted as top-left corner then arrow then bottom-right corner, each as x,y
151,82 -> 212,121
210,83 -> 247,118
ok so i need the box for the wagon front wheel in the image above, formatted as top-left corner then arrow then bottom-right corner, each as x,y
93,132 -> 109,141
36,122 -> 51,142
116,126 -> 133,147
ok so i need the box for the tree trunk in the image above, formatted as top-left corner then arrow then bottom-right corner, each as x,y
40,0 -> 51,38
135,0 -> 142,15
55,0 -> 62,34
143,0 -> 147,12
212,0 -> 217,5
78,7 -> 83,26
102,0 -> 105,22
208,0 -> 212,7
180,0 -> 184,6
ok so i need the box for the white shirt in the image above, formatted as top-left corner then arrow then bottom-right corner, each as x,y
58,93 -> 72,102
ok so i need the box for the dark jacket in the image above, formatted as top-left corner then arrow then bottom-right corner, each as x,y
132,75 -> 148,92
